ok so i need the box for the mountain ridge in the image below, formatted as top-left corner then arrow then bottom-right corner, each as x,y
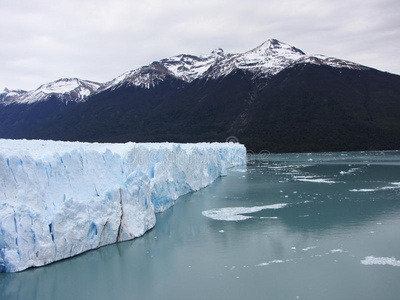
1,39 -> 372,106
1,39 -> 399,153
1,78 -> 101,106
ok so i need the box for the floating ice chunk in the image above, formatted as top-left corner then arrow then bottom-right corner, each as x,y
302,246 -> 317,251
294,176 -> 336,184
361,256 -> 400,267
298,178 -> 336,184
257,260 -> 285,266
350,182 -> 400,192
340,168 -> 360,175
330,249 -> 343,253
381,182 -> 400,190
231,169 -> 247,173
257,259 -> 293,267
202,203 -> 287,221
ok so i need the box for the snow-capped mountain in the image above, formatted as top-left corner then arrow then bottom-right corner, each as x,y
202,39 -> 308,80
1,78 -> 101,106
1,39 -> 399,153
99,48 -> 225,91
0,89 -> 27,103
101,39 -> 369,91
2,39 -> 370,103
204,39 -> 369,80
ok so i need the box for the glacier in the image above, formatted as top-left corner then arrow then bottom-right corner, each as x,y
0,139 -> 246,272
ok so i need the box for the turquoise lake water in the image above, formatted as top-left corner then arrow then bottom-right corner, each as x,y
1,151 -> 400,299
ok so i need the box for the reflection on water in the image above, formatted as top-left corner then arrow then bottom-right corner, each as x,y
1,151 -> 400,300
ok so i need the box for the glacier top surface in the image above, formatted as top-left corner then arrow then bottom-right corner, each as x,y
0,139 -> 245,160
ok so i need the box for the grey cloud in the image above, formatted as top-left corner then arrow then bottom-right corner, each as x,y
1,0 -> 399,91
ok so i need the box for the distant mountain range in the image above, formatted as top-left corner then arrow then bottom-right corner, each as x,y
1,39 -> 400,152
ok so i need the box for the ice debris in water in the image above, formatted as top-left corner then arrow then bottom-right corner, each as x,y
302,246 -> 317,251
350,182 -> 400,192
294,176 -> 336,184
361,256 -> 400,267
257,259 -> 293,267
330,249 -> 344,253
202,203 -> 288,221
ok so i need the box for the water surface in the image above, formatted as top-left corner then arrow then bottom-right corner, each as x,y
1,151 -> 400,299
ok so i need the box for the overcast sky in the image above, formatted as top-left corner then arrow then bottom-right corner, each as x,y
1,0 -> 399,91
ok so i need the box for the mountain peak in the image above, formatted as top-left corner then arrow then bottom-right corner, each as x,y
2,88 -> 26,94
1,78 -> 102,106
104,38 -> 367,89
3,39 -> 370,103
251,39 -> 306,56
211,48 -> 224,57
0,88 -> 27,102
36,78 -> 101,95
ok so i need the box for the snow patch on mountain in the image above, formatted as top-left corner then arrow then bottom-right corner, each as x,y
0,89 -> 27,103
202,39 -> 308,80
102,39 -> 369,90
100,64 -> 171,91
100,49 -> 225,91
299,54 -> 370,70
1,78 -> 101,106
3,39 -> 371,101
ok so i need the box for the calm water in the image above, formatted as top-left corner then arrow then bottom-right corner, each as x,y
1,151 -> 400,300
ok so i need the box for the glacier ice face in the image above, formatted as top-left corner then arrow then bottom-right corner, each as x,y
0,140 -> 246,272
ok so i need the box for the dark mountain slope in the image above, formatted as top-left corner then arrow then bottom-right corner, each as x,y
16,70 -> 258,144
3,64 -> 399,154
0,99 -> 79,139
28,77 -> 189,142
239,64 -> 400,152
141,69 -> 257,142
